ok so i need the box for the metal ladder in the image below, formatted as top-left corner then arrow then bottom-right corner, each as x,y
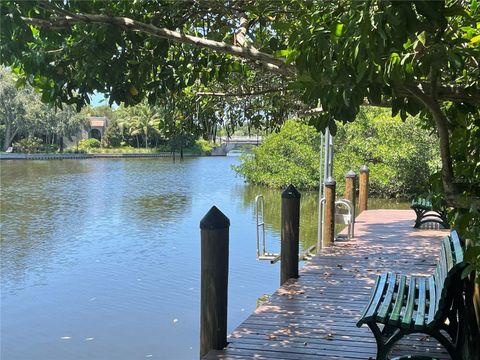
255,195 -> 316,263
255,195 -> 280,263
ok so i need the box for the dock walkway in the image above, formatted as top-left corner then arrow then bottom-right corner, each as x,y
205,210 -> 449,359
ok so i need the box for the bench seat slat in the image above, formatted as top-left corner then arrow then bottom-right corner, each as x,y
364,273 -> 388,321
451,230 -> 463,264
401,276 -> 416,329
414,277 -> 427,330
356,273 -> 386,326
388,274 -> 407,326
376,273 -> 397,322
443,236 -> 455,275
427,276 -> 437,327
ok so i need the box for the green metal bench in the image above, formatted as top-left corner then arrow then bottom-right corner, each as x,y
411,198 -> 449,229
357,231 -> 467,360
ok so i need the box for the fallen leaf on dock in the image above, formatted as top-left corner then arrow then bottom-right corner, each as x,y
323,333 -> 334,340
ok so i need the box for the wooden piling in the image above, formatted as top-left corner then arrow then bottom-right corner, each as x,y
344,170 -> 356,206
323,177 -> 336,247
281,184 -> 301,286
359,165 -> 369,213
200,206 -> 230,358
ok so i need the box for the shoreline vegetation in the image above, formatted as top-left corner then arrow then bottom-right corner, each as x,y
0,152 -> 199,159
233,108 -> 441,200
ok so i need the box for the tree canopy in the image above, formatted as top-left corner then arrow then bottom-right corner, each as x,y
0,67 -> 87,150
1,0 -> 478,209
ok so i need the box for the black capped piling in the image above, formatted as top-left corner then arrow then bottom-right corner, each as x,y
200,206 -> 229,358
281,184 -> 301,285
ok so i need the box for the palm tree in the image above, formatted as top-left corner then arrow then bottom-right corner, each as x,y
131,105 -> 161,149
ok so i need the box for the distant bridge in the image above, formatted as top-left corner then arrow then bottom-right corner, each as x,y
211,136 -> 263,156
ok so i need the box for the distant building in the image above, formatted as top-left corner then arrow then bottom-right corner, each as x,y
64,116 -> 109,147
88,116 -> 109,140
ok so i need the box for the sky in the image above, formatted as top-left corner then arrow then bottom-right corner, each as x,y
90,92 -> 109,107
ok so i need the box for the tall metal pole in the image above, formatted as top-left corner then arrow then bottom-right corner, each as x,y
317,127 -> 334,252
316,132 -> 324,251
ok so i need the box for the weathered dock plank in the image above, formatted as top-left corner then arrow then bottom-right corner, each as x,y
205,210 -> 449,359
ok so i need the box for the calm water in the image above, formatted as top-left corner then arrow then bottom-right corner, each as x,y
0,157 -> 293,360
0,157 -> 408,360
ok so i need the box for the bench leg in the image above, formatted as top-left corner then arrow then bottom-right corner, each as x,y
367,322 -> 403,360
413,208 -> 426,228
430,329 -> 461,360
365,322 -> 461,360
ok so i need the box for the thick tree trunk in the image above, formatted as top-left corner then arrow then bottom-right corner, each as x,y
403,85 -> 475,208
4,125 -> 12,150
3,125 -> 17,150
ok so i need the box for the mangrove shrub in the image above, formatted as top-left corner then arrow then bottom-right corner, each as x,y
234,120 -> 320,190
235,109 -> 440,199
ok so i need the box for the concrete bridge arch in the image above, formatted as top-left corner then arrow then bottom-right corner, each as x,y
211,136 -> 263,156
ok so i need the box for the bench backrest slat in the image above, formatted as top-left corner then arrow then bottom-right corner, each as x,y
435,243 -> 448,309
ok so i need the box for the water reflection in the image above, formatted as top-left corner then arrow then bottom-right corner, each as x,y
237,185 -> 410,252
236,185 -> 320,251
126,194 -> 191,222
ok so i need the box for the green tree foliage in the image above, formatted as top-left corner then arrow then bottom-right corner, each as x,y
0,67 -> 35,149
234,120 -> 320,189
103,118 -> 123,148
235,111 -> 440,199
78,138 -> 101,150
334,107 -> 441,198
0,67 -> 87,151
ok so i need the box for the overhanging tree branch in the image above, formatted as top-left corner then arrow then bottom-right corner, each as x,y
19,12 -> 295,76
397,83 -> 480,105
196,87 -> 287,97
16,10 -> 480,104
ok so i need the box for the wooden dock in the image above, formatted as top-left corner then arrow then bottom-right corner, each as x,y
205,210 -> 449,359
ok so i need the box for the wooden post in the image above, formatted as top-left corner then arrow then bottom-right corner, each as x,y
281,184 -> 301,286
344,170 -> 356,206
323,177 -> 336,247
359,165 -> 369,213
344,170 -> 356,237
200,206 -> 230,358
